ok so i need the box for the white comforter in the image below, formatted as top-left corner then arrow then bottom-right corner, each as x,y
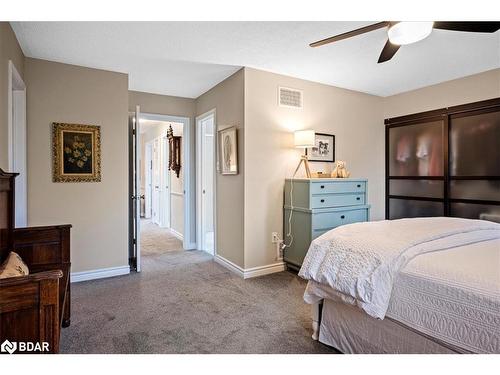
299,217 -> 500,319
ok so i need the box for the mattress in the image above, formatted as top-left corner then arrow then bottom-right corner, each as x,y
307,238 -> 500,353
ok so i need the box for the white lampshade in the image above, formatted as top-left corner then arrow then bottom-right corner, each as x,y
388,21 -> 434,46
294,130 -> 315,148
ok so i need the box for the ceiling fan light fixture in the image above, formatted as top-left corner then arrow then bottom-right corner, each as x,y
388,21 -> 434,45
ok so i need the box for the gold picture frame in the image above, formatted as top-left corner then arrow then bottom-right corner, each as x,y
52,122 -> 101,182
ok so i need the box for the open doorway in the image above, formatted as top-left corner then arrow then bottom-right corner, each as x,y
129,109 -> 192,272
140,118 -> 185,256
196,110 -> 216,255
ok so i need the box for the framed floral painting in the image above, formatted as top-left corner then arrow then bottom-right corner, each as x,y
52,123 -> 101,182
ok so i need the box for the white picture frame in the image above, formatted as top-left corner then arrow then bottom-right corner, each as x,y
219,126 -> 238,175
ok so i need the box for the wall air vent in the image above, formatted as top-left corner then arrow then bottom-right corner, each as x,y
278,86 -> 303,109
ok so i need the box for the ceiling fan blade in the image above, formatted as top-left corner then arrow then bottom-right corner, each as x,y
378,39 -> 401,63
310,21 -> 390,47
433,21 -> 500,33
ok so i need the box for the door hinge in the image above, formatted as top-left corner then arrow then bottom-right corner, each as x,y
132,129 -> 136,135
133,238 -> 136,245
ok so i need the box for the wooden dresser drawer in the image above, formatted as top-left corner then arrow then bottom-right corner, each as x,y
311,181 -> 366,195
312,208 -> 368,230
311,193 -> 365,208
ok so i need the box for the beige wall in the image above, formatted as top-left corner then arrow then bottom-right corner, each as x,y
25,58 -> 129,273
196,69 -> 245,267
244,68 -> 384,269
383,68 -> 500,118
130,90 -> 196,245
0,22 -> 25,171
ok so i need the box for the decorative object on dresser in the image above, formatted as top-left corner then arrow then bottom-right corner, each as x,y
331,160 -> 351,178
0,168 -> 72,354
385,97 -> 500,220
219,126 -> 238,175
306,133 -> 335,162
283,178 -> 370,270
167,125 -> 182,178
293,130 -> 315,178
52,122 -> 101,182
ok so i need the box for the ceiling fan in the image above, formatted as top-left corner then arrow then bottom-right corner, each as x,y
310,21 -> 500,63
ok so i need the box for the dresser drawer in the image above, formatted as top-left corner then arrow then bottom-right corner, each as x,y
312,228 -> 331,240
311,181 -> 366,195
312,208 -> 368,230
311,193 -> 365,208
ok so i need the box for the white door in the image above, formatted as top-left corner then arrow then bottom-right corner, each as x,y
197,112 -> 215,254
160,135 -> 171,228
144,142 -> 153,219
151,138 -> 161,225
8,61 -> 27,227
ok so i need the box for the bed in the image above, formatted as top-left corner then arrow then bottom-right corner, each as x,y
299,217 -> 500,354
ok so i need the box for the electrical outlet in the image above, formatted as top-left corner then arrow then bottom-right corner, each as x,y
271,232 -> 280,243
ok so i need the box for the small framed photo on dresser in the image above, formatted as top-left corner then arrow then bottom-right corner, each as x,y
306,133 -> 335,162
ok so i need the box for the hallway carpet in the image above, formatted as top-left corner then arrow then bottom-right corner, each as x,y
140,219 -> 184,255
60,251 -> 337,354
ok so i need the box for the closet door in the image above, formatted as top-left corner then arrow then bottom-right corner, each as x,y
386,117 -> 446,219
449,107 -> 500,220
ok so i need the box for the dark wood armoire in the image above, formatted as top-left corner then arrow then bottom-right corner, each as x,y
385,97 -> 500,220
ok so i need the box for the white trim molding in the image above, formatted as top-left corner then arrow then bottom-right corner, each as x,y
71,265 -> 130,283
170,228 -> 184,241
214,255 -> 285,279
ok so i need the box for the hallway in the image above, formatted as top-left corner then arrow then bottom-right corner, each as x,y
140,219 -> 184,256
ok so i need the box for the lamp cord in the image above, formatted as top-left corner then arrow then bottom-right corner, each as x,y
283,166 -> 299,249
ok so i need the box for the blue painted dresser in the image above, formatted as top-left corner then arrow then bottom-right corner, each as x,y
283,178 -> 370,270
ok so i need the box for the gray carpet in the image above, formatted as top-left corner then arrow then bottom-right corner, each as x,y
60,250 -> 337,354
140,219 -> 184,255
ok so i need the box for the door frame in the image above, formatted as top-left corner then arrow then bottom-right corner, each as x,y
196,109 -> 217,255
7,60 -> 27,227
130,111 -> 193,262
160,134 -> 171,229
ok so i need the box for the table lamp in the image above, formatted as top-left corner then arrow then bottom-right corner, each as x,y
293,130 -> 315,178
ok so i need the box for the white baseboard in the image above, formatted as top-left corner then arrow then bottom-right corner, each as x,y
214,255 -> 285,279
214,255 -> 245,277
71,265 -> 130,283
170,228 -> 184,241
243,262 -> 286,278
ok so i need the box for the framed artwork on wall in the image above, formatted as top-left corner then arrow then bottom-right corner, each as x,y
219,126 -> 238,175
306,132 -> 335,162
52,122 -> 101,182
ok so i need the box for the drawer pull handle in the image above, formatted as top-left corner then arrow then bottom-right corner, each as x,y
320,185 -> 325,189
357,184 -> 361,188
320,199 -> 325,203
340,215 -> 345,219
356,197 -> 360,201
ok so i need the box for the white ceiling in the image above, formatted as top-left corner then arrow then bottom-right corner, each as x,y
11,22 -> 500,98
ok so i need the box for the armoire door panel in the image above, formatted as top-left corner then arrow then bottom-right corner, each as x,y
450,202 -> 500,221
389,199 -> 444,220
450,110 -> 500,176
450,180 -> 500,201
389,179 -> 444,199
388,120 -> 444,177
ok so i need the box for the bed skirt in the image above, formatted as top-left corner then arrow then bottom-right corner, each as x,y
315,299 -> 465,354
